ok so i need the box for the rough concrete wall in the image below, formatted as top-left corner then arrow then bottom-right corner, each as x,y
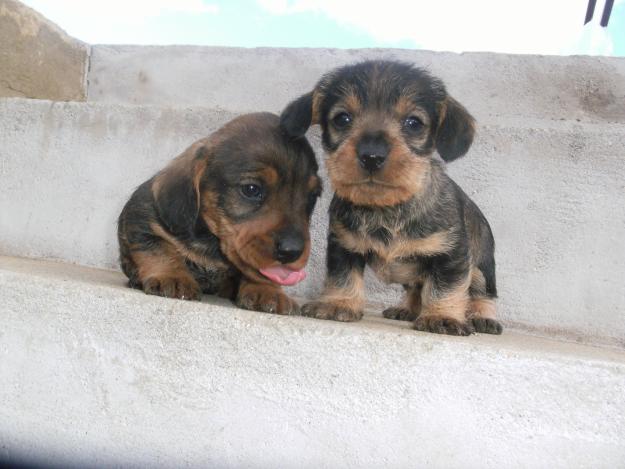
88,46 -> 625,124
2,257 -> 625,468
1,98 -> 624,347
0,0 -> 88,101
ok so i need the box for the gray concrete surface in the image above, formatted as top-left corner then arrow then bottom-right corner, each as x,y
1,256 -> 625,468
88,45 -> 625,124
0,0 -> 88,101
1,97 -> 625,347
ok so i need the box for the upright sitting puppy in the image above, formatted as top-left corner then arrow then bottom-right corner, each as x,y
118,113 -> 321,315
280,60 -> 501,335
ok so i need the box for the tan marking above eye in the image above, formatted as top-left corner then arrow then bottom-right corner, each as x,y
393,97 -> 430,127
329,91 -> 362,121
253,167 -> 279,186
342,93 -> 362,113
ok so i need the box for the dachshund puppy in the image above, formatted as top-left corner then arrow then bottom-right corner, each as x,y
280,60 -> 501,335
118,113 -> 321,315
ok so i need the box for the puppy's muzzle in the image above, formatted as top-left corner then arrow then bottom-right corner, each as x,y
357,133 -> 390,173
275,228 -> 305,264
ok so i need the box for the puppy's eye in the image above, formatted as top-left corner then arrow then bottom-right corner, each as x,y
403,116 -> 424,132
332,112 -> 352,129
240,184 -> 264,201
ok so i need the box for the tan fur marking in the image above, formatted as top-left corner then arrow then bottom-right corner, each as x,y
237,278 -> 298,315
200,191 -> 311,285
326,116 -> 432,206
311,90 -> 323,125
320,268 -> 365,311
372,261 -> 420,285
468,298 -> 497,320
436,99 -> 448,134
470,268 -> 487,292
420,275 -> 471,322
150,222 -> 228,270
386,232 -> 455,259
331,222 -> 371,255
333,222 -> 455,260
132,249 -> 194,283
308,175 -> 321,191
258,167 -> 279,185
394,97 -> 430,126
342,92 -> 362,114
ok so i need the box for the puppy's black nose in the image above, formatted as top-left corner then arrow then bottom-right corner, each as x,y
275,230 -> 305,264
357,133 -> 389,173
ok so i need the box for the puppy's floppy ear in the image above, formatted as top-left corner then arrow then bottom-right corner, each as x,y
280,91 -> 319,138
435,96 -> 476,162
153,145 -> 208,235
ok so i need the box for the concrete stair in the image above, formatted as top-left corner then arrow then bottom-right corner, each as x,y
2,255 -> 625,468
2,6 -> 625,465
87,45 -> 625,124
2,97 -> 624,347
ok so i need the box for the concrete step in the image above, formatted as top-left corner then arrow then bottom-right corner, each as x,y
88,45 -> 625,125
2,97 -> 625,347
1,255 -> 625,468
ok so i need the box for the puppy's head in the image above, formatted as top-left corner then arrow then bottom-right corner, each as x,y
280,60 -> 475,207
153,113 -> 321,286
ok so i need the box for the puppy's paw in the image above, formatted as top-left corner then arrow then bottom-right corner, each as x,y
414,315 -> 474,336
382,306 -> 417,322
143,276 -> 201,301
301,301 -> 363,322
236,285 -> 299,315
471,317 -> 503,335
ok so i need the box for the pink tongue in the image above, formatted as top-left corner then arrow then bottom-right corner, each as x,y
259,266 -> 307,286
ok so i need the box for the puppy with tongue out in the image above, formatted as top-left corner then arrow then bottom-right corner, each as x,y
117,113 -> 321,315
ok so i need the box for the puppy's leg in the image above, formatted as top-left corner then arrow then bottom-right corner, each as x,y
119,236 -> 141,290
301,233 -> 366,322
383,283 -> 422,321
414,253 -> 474,336
467,267 -> 502,334
217,274 -> 241,302
236,278 -> 299,315
130,243 -> 201,301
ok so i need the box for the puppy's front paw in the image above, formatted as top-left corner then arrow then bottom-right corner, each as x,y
236,285 -> 299,315
301,301 -> 363,322
382,306 -> 417,321
414,315 -> 474,336
471,317 -> 503,335
143,276 -> 201,301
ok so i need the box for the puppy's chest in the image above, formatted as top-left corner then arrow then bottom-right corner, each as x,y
185,237 -> 237,291
340,222 -> 427,285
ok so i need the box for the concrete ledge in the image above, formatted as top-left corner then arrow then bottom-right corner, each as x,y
88,45 -> 625,124
1,256 -> 625,468
0,0 -> 88,101
2,97 -> 625,346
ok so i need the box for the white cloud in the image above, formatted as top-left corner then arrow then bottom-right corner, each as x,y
21,0 -> 219,43
258,0 -> 620,55
26,0 -> 219,18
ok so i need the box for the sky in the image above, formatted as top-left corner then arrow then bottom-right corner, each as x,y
21,0 -> 625,56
